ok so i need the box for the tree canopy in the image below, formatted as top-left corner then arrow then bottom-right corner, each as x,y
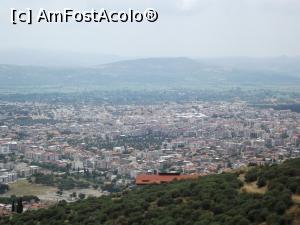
1,158 -> 300,225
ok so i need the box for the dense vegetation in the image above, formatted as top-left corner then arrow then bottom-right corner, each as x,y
0,183 -> 9,194
68,132 -> 172,151
1,89 -> 300,106
272,104 -> 300,113
30,162 -> 69,173
1,158 -> 300,225
28,169 -> 122,193
245,159 -> 300,194
28,173 -> 90,190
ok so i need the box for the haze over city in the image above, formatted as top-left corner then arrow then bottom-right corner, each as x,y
0,0 -> 300,60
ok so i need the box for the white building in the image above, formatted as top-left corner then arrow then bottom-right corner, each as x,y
0,145 -> 10,155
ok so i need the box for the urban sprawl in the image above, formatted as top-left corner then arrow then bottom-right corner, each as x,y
0,100 -> 300,211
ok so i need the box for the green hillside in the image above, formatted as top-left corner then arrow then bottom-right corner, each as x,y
1,158 -> 300,225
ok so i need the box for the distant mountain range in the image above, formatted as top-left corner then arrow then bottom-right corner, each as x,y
1,57 -> 300,93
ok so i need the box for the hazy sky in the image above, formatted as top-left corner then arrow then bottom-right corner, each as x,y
1,0 -> 300,57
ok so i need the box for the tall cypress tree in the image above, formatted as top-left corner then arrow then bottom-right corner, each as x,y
11,200 -> 15,212
16,197 -> 23,213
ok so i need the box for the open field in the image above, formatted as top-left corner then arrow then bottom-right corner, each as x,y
1,179 -> 57,198
239,174 -> 300,207
240,181 -> 267,194
239,173 -> 268,194
0,179 -> 103,202
293,195 -> 300,204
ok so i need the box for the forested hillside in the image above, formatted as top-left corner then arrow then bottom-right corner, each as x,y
1,158 -> 300,225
